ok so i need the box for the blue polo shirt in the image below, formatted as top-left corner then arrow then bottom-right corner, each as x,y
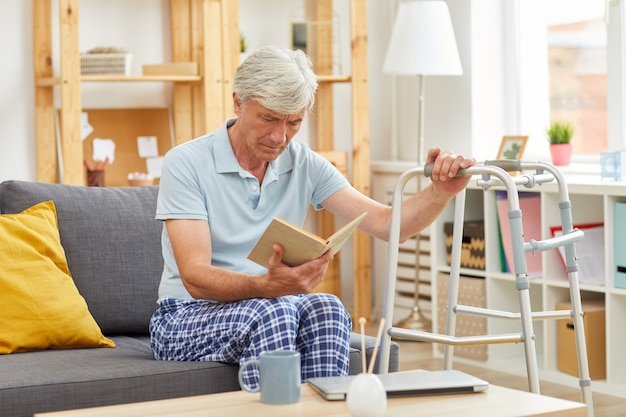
155,118 -> 350,301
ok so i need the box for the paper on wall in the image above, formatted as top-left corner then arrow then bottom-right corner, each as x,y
146,156 -> 163,178
92,138 -> 116,163
137,136 -> 159,158
81,112 -> 94,140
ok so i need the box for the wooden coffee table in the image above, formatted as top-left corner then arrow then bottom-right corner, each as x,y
35,383 -> 587,417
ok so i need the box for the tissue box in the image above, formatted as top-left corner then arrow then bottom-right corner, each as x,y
600,150 -> 626,181
81,53 -> 132,76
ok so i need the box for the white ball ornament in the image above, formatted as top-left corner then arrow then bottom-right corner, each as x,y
346,373 -> 387,417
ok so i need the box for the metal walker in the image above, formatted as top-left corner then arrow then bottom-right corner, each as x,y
379,160 -> 594,417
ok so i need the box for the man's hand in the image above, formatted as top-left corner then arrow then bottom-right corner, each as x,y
261,244 -> 334,297
426,147 -> 476,196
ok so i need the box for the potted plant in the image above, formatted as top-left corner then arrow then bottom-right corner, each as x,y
239,32 -> 249,63
546,121 -> 574,166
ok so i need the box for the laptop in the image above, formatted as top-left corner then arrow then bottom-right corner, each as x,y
307,369 -> 489,401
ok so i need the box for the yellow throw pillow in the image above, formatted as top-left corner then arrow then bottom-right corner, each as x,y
0,200 -> 115,353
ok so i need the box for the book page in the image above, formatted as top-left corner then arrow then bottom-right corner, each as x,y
325,212 -> 368,255
247,212 -> 367,268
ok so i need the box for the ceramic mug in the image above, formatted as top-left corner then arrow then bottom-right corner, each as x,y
238,350 -> 301,404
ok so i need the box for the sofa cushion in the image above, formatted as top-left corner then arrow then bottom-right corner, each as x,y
0,336 -> 241,417
0,200 -> 114,353
0,181 -> 163,335
0,334 -> 396,417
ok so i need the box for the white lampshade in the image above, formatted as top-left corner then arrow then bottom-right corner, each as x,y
384,0 -> 463,76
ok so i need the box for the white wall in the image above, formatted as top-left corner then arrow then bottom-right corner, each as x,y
0,0 -> 503,182
1,1 -> 36,182
0,0 -> 556,184
0,1 -> 171,183
73,0 -> 171,109
0,0 -> 553,314
378,0 -> 497,163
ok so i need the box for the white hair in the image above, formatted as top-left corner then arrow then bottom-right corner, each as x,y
233,45 -> 318,114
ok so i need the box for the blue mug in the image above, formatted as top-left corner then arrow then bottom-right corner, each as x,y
238,350 -> 301,404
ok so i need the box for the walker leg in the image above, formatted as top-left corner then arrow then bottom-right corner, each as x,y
507,197 -> 540,394
559,199 -> 594,417
442,190 -> 467,370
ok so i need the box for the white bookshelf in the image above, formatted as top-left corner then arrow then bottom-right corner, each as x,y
372,161 -> 626,399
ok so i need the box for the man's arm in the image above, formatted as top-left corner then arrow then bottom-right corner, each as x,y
322,148 -> 475,243
166,219 -> 334,302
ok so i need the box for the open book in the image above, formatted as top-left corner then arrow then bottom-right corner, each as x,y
247,212 -> 367,268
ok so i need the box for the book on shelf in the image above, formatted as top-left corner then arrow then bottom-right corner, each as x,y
615,202 -> 626,289
248,212 -> 367,268
550,222 -> 605,286
496,190 -> 542,276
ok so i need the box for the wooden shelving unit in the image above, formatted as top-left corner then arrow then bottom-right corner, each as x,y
32,0 -> 239,185
299,0 -> 371,320
32,0 -> 372,320
35,76 -> 202,86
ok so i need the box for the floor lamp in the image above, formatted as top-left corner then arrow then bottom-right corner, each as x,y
383,0 -> 463,331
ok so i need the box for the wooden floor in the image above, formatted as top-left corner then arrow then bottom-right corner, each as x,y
392,338 -> 626,417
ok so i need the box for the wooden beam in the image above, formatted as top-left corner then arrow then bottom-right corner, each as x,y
58,0 -> 83,185
170,0 -> 192,62
170,0 -> 194,145
314,150 -> 348,297
202,0 -> 226,132
305,0 -> 342,300
33,0 -> 57,183
350,0 -> 372,320
305,0 -> 334,151
191,0 -> 206,136
220,0 -> 238,120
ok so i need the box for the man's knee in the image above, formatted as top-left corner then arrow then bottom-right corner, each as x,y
298,293 -> 351,326
303,292 -> 344,309
256,297 -> 300,321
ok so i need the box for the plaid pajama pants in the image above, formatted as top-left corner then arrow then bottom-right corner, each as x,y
149,293 -> 352,389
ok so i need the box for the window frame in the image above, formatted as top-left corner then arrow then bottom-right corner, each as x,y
607,0 -> 626,153
511,0 -> 624,167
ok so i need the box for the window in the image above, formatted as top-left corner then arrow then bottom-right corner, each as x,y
547,17 -> 607,155
514,0 -> 624,162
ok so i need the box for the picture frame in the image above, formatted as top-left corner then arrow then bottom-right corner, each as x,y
497,135 -> 528,160
291,21 -> 308,53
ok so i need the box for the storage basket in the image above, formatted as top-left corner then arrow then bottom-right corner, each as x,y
443,220 -> 485,270
437,273 -> 487,360
81,53 -> 132,76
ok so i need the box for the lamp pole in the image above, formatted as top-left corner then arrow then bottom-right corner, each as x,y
383,0 -> 462,333
395,74 -> 431,332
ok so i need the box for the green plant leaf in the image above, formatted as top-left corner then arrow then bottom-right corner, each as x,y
546,121 -> 574,144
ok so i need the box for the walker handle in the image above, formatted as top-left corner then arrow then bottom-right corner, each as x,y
424,159 -> 522,178
423,164 -> 469,178
484,159 -> 523,172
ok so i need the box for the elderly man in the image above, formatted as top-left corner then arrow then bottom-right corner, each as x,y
149,45 -> 475,388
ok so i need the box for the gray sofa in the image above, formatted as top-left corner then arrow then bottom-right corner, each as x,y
0,180 -> 398,417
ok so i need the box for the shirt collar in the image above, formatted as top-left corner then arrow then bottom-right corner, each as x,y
213,118 -> 294,181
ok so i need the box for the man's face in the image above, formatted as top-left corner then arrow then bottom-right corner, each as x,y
234,95 -> 305,162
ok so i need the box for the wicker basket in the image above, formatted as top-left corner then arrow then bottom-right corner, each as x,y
443,220 -> 485,270
80,53 -> 132,76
